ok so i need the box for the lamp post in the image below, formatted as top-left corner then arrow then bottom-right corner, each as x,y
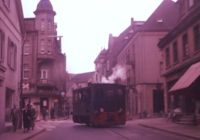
19,33 -> 26,129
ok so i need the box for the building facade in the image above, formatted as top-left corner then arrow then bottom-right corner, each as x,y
116,19 -> 144,118
0,0 -> 24,132
126,0 -> 179,116
158,0 -> 200,120
94,0 -> 180,118
22,0 -> 66,119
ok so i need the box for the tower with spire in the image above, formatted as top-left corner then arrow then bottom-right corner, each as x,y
22,0 -> 66,119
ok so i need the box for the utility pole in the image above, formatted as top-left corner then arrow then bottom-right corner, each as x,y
19,34 -> 26,129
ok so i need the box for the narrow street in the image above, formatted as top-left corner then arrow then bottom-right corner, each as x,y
31,120 -> 194,140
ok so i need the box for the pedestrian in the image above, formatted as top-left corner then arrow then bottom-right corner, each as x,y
30,105 -> 36,130
22,104 -> 31,132
42,107 -> 47,121
172,107 -> 182,122
50,107 -> 55,120
10,105 -> 19,132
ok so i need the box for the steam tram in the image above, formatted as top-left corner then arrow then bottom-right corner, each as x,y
72,83 -> 126,126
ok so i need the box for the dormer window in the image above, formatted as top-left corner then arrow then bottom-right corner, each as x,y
157,19 -> 163,23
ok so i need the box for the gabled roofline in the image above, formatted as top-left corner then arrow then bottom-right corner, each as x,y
16,0 -> 25,35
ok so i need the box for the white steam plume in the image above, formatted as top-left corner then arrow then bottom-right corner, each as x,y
101,65 -> 126,83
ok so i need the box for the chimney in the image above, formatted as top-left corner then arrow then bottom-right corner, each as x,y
131,17 -> 134,25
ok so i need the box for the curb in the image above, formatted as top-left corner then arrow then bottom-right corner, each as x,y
139,123 -> 200,140
22,128 -> 46,140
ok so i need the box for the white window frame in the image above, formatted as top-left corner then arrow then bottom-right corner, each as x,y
41,69 -> 48,79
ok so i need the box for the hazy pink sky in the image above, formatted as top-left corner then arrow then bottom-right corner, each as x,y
21,0 -> 163,74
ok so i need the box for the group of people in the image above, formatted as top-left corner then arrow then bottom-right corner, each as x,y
22,104 -> 36,132
10,104 -> 36,132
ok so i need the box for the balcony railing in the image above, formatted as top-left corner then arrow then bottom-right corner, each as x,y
37,52 -> 56,61
37,79 -> 56,88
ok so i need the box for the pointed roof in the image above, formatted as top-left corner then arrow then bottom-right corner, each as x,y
107,20 -> 144,68
34,0 -> 56,15
158,1 -> 200,48
141,0 -> 179,32
15,0 -> 25,34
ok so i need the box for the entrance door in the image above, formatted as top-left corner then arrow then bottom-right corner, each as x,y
153,89 -> 164,113
40,98 -> 49,109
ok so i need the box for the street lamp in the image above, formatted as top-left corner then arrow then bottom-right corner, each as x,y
19,33 -> 27,129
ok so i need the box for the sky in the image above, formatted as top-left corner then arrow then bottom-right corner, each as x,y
21,0 -> 163,74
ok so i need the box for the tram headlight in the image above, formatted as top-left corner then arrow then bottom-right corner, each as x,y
94,107 -> 104,115
100,107 -> 104,113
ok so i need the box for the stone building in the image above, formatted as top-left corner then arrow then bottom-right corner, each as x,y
22,0 -> 66,119
94,19 -> 144,119
94,0 -> 180,118
120,0 -> 179,117
158,0 -> 200,120
0,0 -> 24,132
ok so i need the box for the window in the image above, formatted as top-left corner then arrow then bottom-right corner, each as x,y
41,19 -> 45,31
189,0 -> 194,7
0,29 -> 5,62
40,39 -> 45,54
23,64 -> 29,79
7,39 -> 17,70
47,39 -> 52,54
3,0 -> 10,9
165,47 -> 170,67
173,41 -> 178,63
182,33 -> 189,57
193,24 -> 200,51
41,69 -> 48,79
24,42 -> 31,55
47,18 -> 52,31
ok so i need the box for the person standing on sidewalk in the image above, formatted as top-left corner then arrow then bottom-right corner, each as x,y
30,105 -> 36,130
22,104 -> 32,132
10,105 -> 19,132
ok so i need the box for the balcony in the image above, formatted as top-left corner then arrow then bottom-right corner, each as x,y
37,51 -> 56,61
37,79 -> 56,89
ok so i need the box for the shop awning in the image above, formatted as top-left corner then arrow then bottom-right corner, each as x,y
170,62 -> 200,92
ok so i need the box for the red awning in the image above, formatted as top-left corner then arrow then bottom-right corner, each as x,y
170,62 -> 200,92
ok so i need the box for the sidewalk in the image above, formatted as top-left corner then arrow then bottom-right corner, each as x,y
1,118 -> 200,140
132,117 -> 200,140
0,121 -> 46,140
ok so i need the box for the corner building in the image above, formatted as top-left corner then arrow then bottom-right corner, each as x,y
0,0 -> 24,132
158,0 -> 200,122
22,0 -> 66,119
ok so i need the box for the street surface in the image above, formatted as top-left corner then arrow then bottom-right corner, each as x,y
32,120 -> 194,140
